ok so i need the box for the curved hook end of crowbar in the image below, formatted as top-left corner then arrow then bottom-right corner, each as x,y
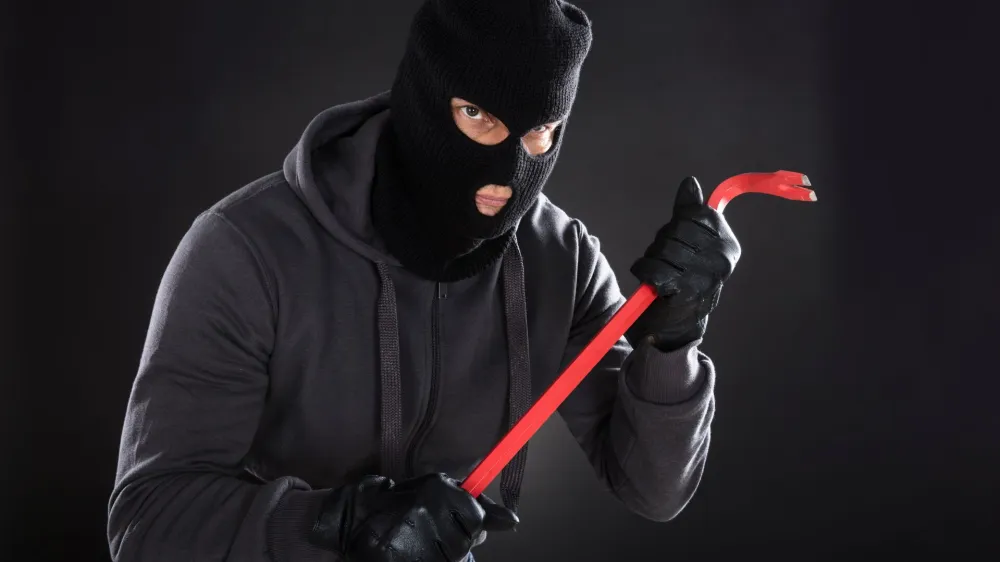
707,170 -> 817,213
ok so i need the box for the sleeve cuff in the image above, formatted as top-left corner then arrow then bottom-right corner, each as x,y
624,338 -> 709,405
266,490 -> 336,562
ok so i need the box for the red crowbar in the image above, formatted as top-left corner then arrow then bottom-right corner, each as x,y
461,170 -> 817,497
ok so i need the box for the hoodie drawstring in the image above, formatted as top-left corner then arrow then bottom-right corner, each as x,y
372,240 -> 531,513
374,262 -> 404,480
497,239 -> 531,513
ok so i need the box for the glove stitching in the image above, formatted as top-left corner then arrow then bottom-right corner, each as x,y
690,218 -> 720,237
661,258 -> 686,273
667,235 -> 700,252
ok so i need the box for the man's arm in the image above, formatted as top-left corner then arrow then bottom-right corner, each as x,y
108,211 -> 332,562
557,220 -> 715,522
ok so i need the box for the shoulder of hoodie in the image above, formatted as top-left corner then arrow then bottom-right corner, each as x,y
193,170 -> 307,254
517,192 -> 604,269
206,169 -> 292,214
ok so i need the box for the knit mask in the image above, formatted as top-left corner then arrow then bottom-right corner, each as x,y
372,0 -> 593,281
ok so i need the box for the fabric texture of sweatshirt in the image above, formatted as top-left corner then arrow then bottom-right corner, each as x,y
107,92 -> 717,562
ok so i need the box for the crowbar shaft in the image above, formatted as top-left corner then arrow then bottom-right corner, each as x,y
461,170 -> 817,497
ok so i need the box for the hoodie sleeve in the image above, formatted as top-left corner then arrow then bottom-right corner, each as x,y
556,220 -> 716,523
108,211 -> 335,562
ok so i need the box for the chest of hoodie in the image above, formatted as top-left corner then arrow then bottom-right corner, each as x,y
252,244 -> 573,486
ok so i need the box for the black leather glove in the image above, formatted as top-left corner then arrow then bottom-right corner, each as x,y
308,473 -> 518,562
626,176 -> 742,352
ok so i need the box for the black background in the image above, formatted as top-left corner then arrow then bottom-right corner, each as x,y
3,1 -> 998,561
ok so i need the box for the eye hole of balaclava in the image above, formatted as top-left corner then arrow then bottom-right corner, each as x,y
449,98 -> 564,158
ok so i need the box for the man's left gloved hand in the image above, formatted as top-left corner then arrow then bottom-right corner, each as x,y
626,176 -> 742,352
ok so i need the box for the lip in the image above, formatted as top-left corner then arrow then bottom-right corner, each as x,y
475,194 -> 510,206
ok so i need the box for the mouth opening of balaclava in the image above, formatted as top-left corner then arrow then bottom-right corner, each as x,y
371,0 -> 593,282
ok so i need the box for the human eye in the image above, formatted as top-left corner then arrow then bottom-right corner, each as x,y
529,121 -> 561,135
462,105 -> 484,120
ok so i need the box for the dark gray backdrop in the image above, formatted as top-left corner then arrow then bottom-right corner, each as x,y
4,1 -> 997,561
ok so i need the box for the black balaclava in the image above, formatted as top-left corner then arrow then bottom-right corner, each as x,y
372,0 -> 593,282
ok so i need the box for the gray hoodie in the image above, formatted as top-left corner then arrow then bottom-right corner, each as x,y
107,92 -> 717,562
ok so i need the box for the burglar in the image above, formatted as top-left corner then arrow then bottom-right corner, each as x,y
107,0 -> 741,561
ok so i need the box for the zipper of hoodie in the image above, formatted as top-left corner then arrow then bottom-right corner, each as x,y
405,281 -> 447,477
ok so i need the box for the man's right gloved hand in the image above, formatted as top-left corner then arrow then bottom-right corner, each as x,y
308,472 -> 519,562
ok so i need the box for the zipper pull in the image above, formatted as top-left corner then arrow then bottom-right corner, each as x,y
437,282 -> 448,299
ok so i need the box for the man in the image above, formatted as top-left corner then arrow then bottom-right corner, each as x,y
107,0 -> 741,561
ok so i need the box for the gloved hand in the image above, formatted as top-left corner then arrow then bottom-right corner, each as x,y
626,176 -> 742,352
308,472 -> 518,562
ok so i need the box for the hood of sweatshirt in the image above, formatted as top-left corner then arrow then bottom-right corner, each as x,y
282,91 -> 400,266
